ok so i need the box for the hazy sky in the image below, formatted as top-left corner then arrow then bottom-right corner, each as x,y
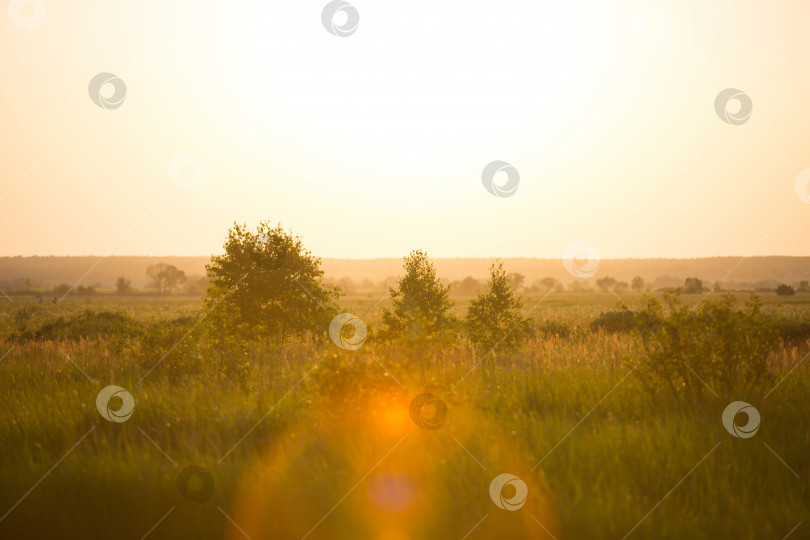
1,0 -> 809,259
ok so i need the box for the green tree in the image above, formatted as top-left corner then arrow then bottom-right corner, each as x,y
146,263 -> 186,294
382,250 -> 455,342
205,222 -> 339,342
631,276 -> 645,292
466,261 -> 531,352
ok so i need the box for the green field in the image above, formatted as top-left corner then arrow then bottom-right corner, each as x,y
0,292 -> 808,539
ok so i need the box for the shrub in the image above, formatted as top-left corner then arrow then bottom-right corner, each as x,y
632,294 -> 778,401
771,318 -> 810,346
537,320 -> 575,338
590,309 -> 659,333
22,310 -> 145,341
776,284 -> 796,296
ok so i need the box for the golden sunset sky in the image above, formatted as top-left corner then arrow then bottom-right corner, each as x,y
1,0 -> 809,258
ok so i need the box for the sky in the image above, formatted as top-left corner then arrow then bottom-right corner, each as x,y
1,0 -> 809,259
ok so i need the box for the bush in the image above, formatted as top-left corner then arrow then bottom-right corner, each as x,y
771,318 -> 810,346
776,284 -> 795,296
590,309 -> 659,334
536,320 -> 582,339
632,294 -> 778,401
21,310 -> 145,341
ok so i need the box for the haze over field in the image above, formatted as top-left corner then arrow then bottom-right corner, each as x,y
1,255 -> 809,290
3,2 -> 810,539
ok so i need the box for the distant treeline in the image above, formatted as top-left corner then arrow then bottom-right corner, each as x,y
0,255 -> 808,292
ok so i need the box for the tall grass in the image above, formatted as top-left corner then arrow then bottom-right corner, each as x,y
0,295 -> 808,539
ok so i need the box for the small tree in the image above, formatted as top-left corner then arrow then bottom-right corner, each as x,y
115,277 -> 132,295
682,277 -> 703,294
798,281 -> 810,293
631,276 -> 645,292
381,250 -> 455,342
776,284 -> 796,296
146,264 -> 187,294
206,222 -> 340,342
596,276 -> 617,292
466,261 -> 531,352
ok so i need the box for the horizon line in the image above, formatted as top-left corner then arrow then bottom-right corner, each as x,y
2,254 -> 810,260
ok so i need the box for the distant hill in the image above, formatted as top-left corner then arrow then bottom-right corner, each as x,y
0,255 -> 808,290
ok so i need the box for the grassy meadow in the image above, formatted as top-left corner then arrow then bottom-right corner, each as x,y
1,291 -> 809,539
